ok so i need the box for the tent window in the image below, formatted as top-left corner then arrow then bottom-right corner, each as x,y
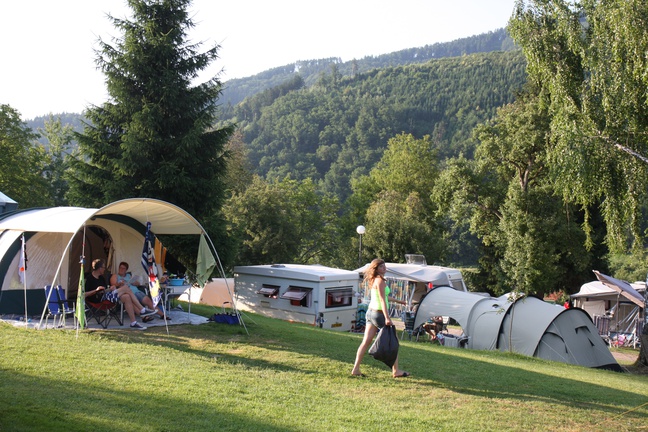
449,280 -> 464,291
256,284 -> 280,298
325,287 -> 353,308
280,286 -> 312,307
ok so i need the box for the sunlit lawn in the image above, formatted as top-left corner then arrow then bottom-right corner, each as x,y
1,304 -> 646,432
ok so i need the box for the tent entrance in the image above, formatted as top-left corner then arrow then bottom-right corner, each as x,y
67,226 -> 113,302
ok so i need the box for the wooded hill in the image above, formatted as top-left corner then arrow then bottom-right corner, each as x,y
219,28 -> 516,107
222,49 -> 527,201
27,29 -> 527,204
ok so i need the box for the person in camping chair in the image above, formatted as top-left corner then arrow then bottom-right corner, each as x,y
422,316 -> 444,342
110,261 -> 168,322
85,259 -> 155,330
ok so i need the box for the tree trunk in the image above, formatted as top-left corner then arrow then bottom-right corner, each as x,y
635,325 -> 648,367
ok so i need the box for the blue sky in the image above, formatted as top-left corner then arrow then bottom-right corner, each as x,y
0,0 -> 516,119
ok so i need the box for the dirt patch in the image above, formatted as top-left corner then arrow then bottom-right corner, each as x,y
611,350 -> 639,364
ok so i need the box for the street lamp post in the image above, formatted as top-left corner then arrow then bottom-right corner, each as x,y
356,225 -> 365,268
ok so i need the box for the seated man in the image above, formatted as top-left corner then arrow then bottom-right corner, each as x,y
110,261 -> 168,322
422,316 -> 445,342
85,258 -> 155,330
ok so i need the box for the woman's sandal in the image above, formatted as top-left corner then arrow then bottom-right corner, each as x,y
394,372 -> 411,378
142,315 -> 155,323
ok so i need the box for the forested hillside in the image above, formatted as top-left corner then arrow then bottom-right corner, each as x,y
228,50 -> 527,201
220,28 -> 515,107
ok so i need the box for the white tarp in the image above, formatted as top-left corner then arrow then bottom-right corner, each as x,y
592,271 -> 645,308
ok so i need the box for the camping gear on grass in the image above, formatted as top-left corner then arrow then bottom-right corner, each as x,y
209,312 -> 239,325
571,271 -> 645,348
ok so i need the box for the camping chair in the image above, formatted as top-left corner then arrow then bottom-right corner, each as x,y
401,311 -> 425,341
86,297 -> 124,329
44,285 -> 76,328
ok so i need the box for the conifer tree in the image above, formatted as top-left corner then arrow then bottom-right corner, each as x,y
67,0 -> 234,227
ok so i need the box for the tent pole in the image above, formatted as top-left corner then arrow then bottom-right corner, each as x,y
21,234 -> 28,326
202,232 -> 248,335
37,232 -> 77,329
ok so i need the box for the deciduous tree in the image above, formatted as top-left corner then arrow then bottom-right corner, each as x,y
40,115 -> 74,206
509,0 -> 648,253
224,176 -> 341,266
0,104 -> 51,208
435,93 -> 592,294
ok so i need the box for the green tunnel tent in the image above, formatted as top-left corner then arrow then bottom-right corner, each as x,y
0,198 -> 226,319
413,286 -> 621,371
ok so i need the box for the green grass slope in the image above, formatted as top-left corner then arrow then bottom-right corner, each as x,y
1,305 -> 646,432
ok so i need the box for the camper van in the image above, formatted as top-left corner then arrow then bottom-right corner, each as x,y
233,264 -> 360,331
354,255 -> 468,308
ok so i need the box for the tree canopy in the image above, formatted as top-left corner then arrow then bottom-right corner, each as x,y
509,0 -> 648,253
223,176 -> 341,266
434,92 -> 593,294
67,0 -> 234,223
0,104 -> 51,208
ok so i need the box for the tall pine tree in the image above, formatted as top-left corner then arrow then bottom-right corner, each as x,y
68,0 -> 233,223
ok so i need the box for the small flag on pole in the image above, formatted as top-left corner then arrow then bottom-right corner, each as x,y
76,258 -> 86,329
141,222 -> 161,307
18,234 -> 27,284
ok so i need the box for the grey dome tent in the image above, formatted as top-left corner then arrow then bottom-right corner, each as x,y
413,286 -> 620,371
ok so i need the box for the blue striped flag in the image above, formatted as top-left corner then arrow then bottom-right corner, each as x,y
141,222 -> 161,307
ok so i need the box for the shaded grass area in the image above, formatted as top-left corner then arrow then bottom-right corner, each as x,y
1,304 -> 647,431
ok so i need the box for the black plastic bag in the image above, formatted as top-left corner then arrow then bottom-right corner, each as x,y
368,325 -> 399,368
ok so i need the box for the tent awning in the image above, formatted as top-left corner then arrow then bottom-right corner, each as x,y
0,199 -> 204,235
593,271 -> 645,308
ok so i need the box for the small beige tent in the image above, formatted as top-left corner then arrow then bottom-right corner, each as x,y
197,278 -> 235,307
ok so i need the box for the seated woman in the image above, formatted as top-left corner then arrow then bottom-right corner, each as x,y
85,258 -> 155,330
110,261 -> 168,322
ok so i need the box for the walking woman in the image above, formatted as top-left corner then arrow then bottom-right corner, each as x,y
351,258 -> 410,378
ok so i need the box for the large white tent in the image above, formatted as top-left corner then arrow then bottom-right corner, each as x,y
413,286 -> 621,371
0,198 -> 226,319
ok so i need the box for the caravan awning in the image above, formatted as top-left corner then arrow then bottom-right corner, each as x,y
0,199 -> 204,235
354,262 -> 450,285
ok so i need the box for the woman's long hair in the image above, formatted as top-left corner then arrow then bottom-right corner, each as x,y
363,258 -> 385,285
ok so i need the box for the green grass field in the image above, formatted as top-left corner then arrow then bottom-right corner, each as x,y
1,304 -> 646,432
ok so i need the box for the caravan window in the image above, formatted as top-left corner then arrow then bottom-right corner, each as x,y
325,287 -> 353,308
280,286 -> 312,307
256,284 -> 280,298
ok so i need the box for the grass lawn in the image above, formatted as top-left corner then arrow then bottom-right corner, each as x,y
1,304 -> 646,432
